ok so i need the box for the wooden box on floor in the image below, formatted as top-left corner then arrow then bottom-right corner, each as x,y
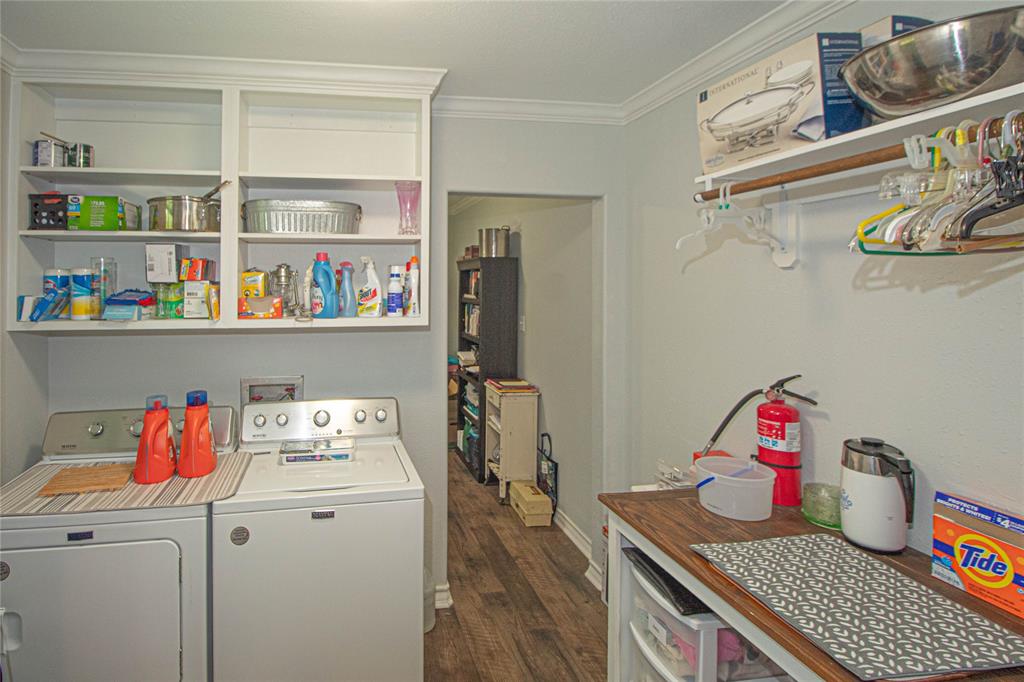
510,480 -> 553,527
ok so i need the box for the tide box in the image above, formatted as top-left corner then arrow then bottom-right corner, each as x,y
67,195 -> 140,231
696,33 -> 867,175
932,492 -> 1024,619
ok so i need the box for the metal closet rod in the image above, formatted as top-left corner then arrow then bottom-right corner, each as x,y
693,125 -> 981,203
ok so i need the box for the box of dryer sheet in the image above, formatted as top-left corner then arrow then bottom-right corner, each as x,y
932,492 -> 1024,619
860,15 -> 931,49
67,195 -> 140,231
696,33 -> 867,175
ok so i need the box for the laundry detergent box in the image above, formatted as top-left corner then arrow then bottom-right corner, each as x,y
67,195 -> 140,231
932,491 -> 1024,619
696,32 -> 867,175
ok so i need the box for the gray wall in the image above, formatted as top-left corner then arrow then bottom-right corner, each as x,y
624,0 -> 1024,552
448,196 -> 598,550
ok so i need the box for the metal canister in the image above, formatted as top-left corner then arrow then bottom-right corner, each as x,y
478,226 -> 511,257
32,139 -> 67,167
67,143 -> 95,168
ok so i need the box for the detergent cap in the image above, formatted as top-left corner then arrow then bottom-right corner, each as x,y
340,261 -> 354,270
187,390 -> 208,407
315,252 -> 329,262
146,394 -> 169,411
410,256 -> 419,266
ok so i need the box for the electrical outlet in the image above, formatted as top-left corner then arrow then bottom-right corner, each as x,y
519,315 -> 527,332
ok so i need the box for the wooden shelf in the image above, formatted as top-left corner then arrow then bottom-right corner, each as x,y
20,166 -> 221,186
239,172 -> 420,191
460,331 -> 480,343
461,407 -> 479,425
457,369 -> 479,386
694,83 -> 1024,189
19,229 -> 220,243
462,295 -> 479,303
238,232 -> 420,245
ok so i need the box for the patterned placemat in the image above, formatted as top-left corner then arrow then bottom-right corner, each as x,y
691,533 -> 1024,680
0,451 -> 251,515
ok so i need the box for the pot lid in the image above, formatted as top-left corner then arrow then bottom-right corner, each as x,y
843,437 -> 905,459
708,85 -> 800,127
766,60 -> 814,86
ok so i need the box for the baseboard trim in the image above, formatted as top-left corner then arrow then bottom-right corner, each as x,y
553,509 -> 604,591
434,582 -> 454,610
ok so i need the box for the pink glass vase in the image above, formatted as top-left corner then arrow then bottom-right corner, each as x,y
395,181 -> 421,235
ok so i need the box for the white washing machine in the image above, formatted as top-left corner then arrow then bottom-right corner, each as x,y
0,406 -> 236,682
212,397 -> 424,682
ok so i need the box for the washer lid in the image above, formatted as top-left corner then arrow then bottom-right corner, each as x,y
235,442 -> 409,495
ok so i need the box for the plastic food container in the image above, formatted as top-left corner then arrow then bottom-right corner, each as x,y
695,457 -> 776,521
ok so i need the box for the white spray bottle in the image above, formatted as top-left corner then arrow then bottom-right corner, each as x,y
358,256 -> 383,317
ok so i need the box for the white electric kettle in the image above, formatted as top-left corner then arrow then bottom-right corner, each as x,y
840,437 -> 915,552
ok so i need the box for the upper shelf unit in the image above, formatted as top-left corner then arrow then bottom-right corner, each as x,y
5,67 -> 437,334
693,83 -> 1024,190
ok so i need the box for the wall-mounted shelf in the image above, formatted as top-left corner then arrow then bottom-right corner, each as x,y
239,172 -> 421,191
237,233 -> 420,245
10,315 -> 426,335
694,83 -> 1024,195
19,166 -> 222,187
20,229 -> 220,243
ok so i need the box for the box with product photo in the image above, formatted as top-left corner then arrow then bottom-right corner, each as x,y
696,33 -> 867,175
860,15 -> 932,49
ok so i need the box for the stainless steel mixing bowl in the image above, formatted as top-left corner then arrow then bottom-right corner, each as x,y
839,6 -> 1024,119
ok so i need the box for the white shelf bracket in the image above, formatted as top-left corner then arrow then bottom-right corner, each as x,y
768,187 -> 799,269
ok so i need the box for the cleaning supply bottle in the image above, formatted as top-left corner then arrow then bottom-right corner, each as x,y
311,252 -> 338,318
358,256 -> 382,317
179,390 -> 217,478
134,394 -> 176,484
387,265 -> 404,317
404,256 -> 420,317
338,261 -> 357,317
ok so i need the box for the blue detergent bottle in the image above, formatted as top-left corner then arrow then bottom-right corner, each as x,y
311,252 -> 338,318
338,260 -> 357,317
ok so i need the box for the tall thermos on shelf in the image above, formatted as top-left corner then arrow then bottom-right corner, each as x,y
179,390 -> 217,478
134,394 -> 177,484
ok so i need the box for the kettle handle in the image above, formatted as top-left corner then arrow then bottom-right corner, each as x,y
899,467 -> 915,524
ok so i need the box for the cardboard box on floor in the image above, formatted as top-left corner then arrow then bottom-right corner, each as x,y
696,32 -> 866,175
510,480 -> 553,527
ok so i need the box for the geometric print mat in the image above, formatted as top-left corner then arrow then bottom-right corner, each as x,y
691,534 -> 1024,680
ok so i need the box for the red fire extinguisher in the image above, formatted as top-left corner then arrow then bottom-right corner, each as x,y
697,375 -> 817,507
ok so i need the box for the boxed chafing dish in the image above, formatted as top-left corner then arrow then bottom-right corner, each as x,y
696,33 -> 867,175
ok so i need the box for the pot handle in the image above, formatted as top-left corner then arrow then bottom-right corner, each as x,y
202,179 -> 231,201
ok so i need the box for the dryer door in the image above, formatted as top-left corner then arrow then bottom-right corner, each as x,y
0,540 -> 181,682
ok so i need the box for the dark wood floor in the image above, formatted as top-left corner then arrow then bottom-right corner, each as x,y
424,451 -> 608,681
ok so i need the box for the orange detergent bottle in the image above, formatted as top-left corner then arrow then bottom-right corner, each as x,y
178,390 -> 217,478
134,394 -> 177,484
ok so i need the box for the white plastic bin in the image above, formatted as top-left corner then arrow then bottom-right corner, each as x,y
694,457 -> 776,521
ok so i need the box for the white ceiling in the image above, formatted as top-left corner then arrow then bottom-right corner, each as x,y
0,1 -> 782,104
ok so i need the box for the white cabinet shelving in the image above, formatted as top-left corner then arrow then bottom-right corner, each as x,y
4,67 -> 441,335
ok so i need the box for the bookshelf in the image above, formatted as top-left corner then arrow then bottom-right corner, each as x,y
453,256 -> 518,483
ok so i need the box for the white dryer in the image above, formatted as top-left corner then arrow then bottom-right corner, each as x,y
213,397 -> 424,682
0,406 -> 236,682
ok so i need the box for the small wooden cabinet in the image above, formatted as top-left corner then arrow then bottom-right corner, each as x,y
484,383 -> 539,501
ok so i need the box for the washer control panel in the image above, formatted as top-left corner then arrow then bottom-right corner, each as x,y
241,398 -> 399,443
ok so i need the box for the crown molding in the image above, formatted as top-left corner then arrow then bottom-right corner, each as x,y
1,35 -> 21,75
0,37 -> 446,96
433,95 -> 623,126
620,0 -> 855,123
447,195 -> 487,216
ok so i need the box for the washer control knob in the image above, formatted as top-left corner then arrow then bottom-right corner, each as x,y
313,410 -> 331,427
374,408 -> 388,423
87,422 -> 104,437
129,420 -> 144,438
354,409 -> 367,424
253,414 -> 267,428
276,413 -> 289,427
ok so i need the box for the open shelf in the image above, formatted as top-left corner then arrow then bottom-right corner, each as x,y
237,232 -> 420,245
20,229 -> 220,243
8,319 -> 223,335
232,316 -> 425,331
694,83 -> 1024,187
461,331 -> 480,344
20,166 -> 221,187
239,172 -> 420,191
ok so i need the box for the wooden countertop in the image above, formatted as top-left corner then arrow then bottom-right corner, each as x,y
599,489 -> 1024,681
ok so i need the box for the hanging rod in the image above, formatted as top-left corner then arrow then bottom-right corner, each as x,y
693,126 -> 980,203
